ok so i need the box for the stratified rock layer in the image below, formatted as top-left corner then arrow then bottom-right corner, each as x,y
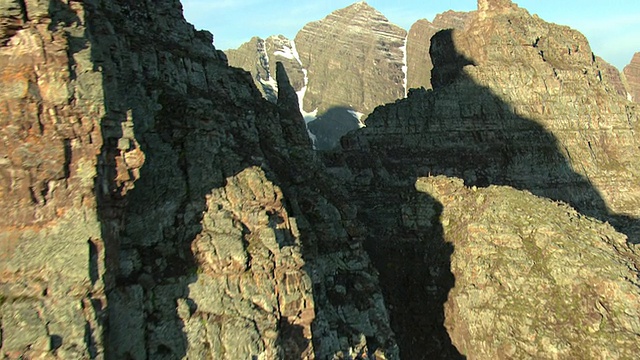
0,0 -> 398,359
226,35 -> 305,102
624,52 -> 640,102
294,2 -> 406,116
595,56 -> 629,98
406,11 -> 473,90
344,1 -> 640,239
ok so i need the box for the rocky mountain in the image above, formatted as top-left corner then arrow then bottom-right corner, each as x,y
0,0 -> 397,358
294,2 -> 406,118
228,2 -> 640,150
2,0 -> 640,360
342,1 -> 640,233
226,3 -> 475,150
225,35 -> 306,103
624,52 -> 640,102
329,0 -> 640,357
406,10 -> 473,91
227,2 -> 409,150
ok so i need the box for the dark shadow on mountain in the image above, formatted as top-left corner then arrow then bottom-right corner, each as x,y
308,107 -> 363,150
321,145 -> 464,359
328,28 -> 640,358
83,1 -> 389,355
81,1 -> 210,358
347,28 -> 639,244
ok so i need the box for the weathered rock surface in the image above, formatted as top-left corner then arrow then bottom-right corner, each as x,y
294,1 -> 406,117
595,56 -> 629,98
226,35 -> 305,102
406,11 -> 473,91
343,0 -> 640,241
0,0 -> 397,359
420,176 -> 640,359
326,0 -> 640,358
624,52 -> 640,102
229,2 -> 408,150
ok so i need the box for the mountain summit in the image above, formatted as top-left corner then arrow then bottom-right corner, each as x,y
294,1 -> 406,115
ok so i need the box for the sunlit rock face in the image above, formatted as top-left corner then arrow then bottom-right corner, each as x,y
624,52 -> 640,102
328,0 -> 640,357
0,0 -> 398,359
406,10 -> 474,91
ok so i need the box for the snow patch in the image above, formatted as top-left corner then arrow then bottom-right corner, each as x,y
274,45 -> 296,60
289,40 -> 317,148
259,45 -> 278,96
259,76 -> 278,93
628,92 -> 634,102
289,40 -> 304,67
347,109 -> 366,128
400,35 -> 408,97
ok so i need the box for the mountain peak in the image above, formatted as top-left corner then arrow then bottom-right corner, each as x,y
338,1 -> 382,16
478,0 -> 518,12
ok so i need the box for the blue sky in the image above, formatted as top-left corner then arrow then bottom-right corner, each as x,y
181,0 -> 640,70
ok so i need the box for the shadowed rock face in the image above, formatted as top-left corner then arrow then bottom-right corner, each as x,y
344,3 -> 640,237
0,1 -> 398,359
328,0 -> 640,358
624,52 -> 640,102
406,11 -> 474,91
2,1 -> 640,359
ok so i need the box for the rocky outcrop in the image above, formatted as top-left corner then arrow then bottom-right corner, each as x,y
225,35 -> 305,102
327,0 -> 640,357
406,11 -> 473,90
0,0 -> 398,359
624,52 -> 640,102
421,176 -> 640,358
595,56 -> 630,98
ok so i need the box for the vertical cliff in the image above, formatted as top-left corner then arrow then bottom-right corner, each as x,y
344,0 -> 640,237
0,0 -> 109,358
624,52 -> 640,102
328,0 -> 640,358
225,35 -> 306,103
0,0 -> 397,359
406,11 -> 473,91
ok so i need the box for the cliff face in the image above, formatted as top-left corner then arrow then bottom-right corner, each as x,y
329,0 -> 640,357
406,11 -> 473,91
225,35 -> 306,103
2,1 -> 640,359
0,1 -> 397,359
228,2 -> 408,150
344,1 -> 640,235
624,52 -> 640,102
294,2 -> 406,117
